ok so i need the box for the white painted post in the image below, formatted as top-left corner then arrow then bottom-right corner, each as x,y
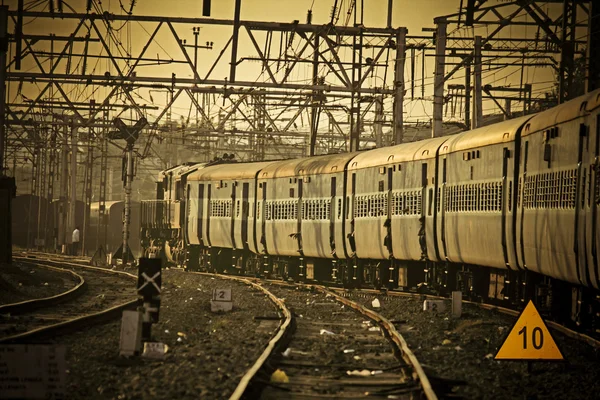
452,291 -> 462,318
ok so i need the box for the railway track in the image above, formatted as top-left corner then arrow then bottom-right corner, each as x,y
11,251 -> 600,348
207,276 -> 437,400
0,255 -> 138,343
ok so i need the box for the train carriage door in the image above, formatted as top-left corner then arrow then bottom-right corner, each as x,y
230,183 -> 236,249
575,123 -> 590,287
592,115 -> 600,289
184,183 -> 191,245
517,141 -> 529,271
260,182 -> 267,253
206,184 -> 212,247
241,182 -> 250,251
329,177 -> 336,255
440,157 -> 448,259
198,184 -> 204,246
385,168 -> 393,255
419,163 -> 427,259
501,147 -> 510,269
348,172 -> 357,254
297,179 -> 303,254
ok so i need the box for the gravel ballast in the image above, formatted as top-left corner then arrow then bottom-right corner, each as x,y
61,270 -> 279,399
345,291 -> 600,399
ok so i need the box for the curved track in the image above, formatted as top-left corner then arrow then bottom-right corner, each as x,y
0,255 -> 138,343
205,276 -> 437,400
0,263 -> 86,315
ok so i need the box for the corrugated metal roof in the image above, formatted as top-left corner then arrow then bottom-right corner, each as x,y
440,115 -> 532,154
259,152 -> 357,179
348,136 -> 449,170
188,161 -> 277,181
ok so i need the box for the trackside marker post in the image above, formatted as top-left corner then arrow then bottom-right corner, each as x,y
119,310 -> 143,357
137,258 -> 162,342
211,288 -> 233,312
495,300 -> 564,361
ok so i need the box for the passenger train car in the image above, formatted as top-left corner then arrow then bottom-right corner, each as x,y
141,89 -> 600,331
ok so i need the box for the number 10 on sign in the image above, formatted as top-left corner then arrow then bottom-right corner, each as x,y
495,300 -> 564,361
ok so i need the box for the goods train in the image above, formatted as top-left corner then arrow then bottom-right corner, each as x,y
141,89 -> 600,331
12,196 -> 140,258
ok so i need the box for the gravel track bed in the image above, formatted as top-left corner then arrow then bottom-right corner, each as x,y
344,291 -> 600,399
57,270 -> 278,399
258,284 -> 414,399
0,261 -> 80,305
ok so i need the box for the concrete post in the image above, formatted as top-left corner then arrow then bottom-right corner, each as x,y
393,28 -> 407,145
432,18 -> 447,137
472,36 -> 482,129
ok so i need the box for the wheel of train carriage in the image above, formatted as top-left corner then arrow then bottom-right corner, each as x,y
198,250 -> 211,272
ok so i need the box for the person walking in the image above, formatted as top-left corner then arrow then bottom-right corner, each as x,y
72,226 -> 80,256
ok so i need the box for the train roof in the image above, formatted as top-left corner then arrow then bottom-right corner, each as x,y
439,115 -> 532,155
347,136 -> 449,171
188,161 -> 277,181
158,162 -> 205,180
522,92 -> 591,136
258,152 -> 357,179
585,88 -> 600,112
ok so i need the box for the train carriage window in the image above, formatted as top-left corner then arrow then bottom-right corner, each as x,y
236,200 -> 240,217
379,181 -> 384,192
337,198 -> 342,219
508,182 -> 513,211
290,188 -> 294,198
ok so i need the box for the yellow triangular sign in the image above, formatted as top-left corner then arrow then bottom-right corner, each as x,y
495,300 -> 564,361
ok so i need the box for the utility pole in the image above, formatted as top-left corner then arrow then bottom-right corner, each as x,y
432,17 -> 447,138
229,0 -> 242,82
111,117 -> 147,265
0,5 -> 15,264
393,28 -> 407,145
69,125 -> 78,254
464,58 -> 471,129
558,0 -> 577,103
374,96 -> 384,147
472,35 -> 482,129
58,122 -> 69,252
309,34 -> 320,156
586,1 -> 600,93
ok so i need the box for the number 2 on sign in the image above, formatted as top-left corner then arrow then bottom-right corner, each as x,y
518,326 -> 544,350
218,291 -> 225,299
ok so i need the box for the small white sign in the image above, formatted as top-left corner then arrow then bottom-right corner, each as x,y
0,345 -> 66,399
423,299 -> 446,312
119,310 -> 142,357
142,342 -> 168,360
212,289 -> 232,302
451,291 -> 462,318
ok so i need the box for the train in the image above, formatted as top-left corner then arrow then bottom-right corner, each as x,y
140,89 -> 600,332
11,195 -> 140,258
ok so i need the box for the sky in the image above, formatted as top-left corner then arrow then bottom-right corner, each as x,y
4,1 -> 576,133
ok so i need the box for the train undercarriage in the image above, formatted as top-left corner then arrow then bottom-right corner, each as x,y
165,242 -> 599,338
